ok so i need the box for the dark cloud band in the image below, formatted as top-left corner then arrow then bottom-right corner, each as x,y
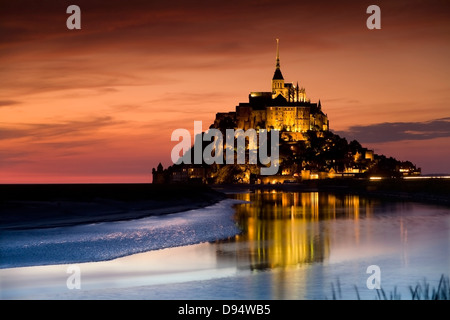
336,117 -> 450,143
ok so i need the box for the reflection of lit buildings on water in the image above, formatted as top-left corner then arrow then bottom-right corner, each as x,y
216,191 -> 376,270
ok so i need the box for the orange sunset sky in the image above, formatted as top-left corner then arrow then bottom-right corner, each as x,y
1,0 -> 449,183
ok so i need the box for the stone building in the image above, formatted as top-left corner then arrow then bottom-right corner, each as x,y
213,39 -> 329,141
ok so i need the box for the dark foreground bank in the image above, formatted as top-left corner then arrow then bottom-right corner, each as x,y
0,184 -> 226,230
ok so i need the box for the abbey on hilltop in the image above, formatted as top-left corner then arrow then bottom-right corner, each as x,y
212,39 -> 329,141
153,40 -> 421,184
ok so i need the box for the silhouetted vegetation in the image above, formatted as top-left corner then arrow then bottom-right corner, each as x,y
328,274 -> 450,300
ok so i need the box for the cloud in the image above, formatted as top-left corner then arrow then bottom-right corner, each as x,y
2,0 -> 446,60
0,117 -> 129,168
0,150 -> 35,165
336,117 -> 450,143
0,116 -> 122,141
0,100 -> 21,107
2,0 -> 448,98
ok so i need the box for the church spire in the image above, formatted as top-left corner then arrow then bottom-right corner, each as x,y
276,38 -> 280,69
272,39 -> 284,80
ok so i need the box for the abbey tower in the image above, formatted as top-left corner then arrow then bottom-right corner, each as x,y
213,40 -> 329,141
